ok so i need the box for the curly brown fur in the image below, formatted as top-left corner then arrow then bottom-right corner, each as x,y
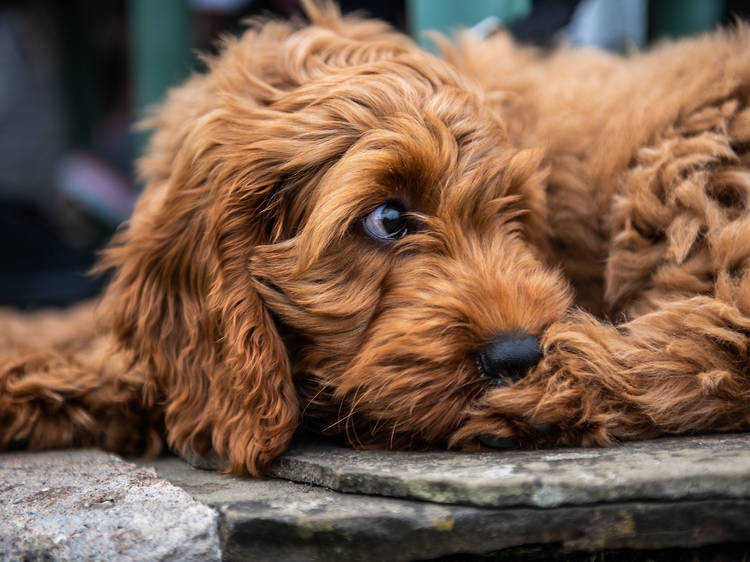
449,24 -> 750,445
2,1 -> 750,476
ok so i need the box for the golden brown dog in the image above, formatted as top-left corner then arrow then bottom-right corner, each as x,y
2,2 -> 750,476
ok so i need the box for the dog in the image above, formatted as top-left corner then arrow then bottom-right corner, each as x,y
2,1 -> 750,476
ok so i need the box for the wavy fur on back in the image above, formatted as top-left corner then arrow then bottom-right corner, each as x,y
2,2 -> 750,475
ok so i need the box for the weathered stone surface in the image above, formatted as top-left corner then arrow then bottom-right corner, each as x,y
266,433 -> 750,508
0,449 -> 220,561
148,456 -> 750,562
6,434 -> 750,561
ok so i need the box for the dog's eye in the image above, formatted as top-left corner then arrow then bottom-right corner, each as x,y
364,202 -> 409,241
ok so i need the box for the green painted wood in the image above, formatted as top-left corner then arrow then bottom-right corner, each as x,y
649,0 -> 726,40
407,0 -> 530,49
130,0 -> 192,111
129,0 -> 192,167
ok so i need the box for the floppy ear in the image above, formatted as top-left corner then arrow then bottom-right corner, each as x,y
495,146 -> 552,258
99,0 -> 430,475
99,72 -> 299,477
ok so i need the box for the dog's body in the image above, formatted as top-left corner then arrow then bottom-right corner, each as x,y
2,3 -> 750,476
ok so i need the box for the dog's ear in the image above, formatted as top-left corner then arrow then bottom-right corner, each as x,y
99,6 -> 401,474
98,72 -> 299,476
496,147 -> 551,257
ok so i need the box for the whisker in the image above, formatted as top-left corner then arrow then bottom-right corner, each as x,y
450,378 -> 486,394
300,380 -> 333,416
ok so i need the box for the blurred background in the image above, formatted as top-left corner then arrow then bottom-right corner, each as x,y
1,0 -> 747,308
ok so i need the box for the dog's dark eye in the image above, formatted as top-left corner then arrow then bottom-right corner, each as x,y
364,202 -> 409,241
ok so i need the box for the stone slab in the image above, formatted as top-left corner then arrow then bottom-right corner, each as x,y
266,433 -> 750,508
147,456 -> 750,562
0,449 -> 220,561
5,439 -> 750,562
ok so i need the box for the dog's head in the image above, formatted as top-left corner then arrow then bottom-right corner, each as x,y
101,2 -> 571,475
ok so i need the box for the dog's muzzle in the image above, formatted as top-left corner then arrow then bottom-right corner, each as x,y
476,331 -> 542,383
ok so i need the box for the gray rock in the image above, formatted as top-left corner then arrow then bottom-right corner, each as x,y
148,456 -> 750,562
0,449 -> 220,561
268,433 -> 750,508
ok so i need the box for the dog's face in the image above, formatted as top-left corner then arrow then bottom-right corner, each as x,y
102,9 -> 571,475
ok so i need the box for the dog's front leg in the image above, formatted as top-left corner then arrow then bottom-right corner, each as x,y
455,298 -> 750,449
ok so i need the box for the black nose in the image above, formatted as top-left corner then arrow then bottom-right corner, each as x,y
476,331 -> 542,382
